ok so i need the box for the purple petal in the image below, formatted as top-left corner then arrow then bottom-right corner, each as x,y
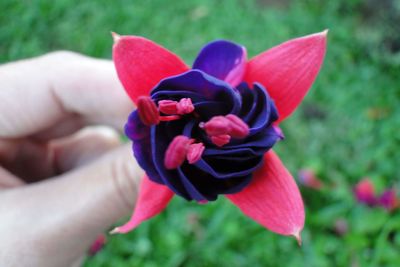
193,40 -> 247,87
177,167 -> 207,201
378,189 -> 398,211
238,83 -> 278,134
151,121 -> 191,200
125,111 -> 163,184
193,157 -> 263,179
152,70 -> 241,115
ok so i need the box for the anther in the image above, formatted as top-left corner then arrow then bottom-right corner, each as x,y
203,116 -> 232,136
158,98 -> 195,115
164,136 -> 194,170
225,114 -> 249,138
177,98 -> 195,114
203,114 -> 249,139
158,100 -> 178,115
187,143 -> 205,164
211,134 -> 231,147
137,96 -> 159,126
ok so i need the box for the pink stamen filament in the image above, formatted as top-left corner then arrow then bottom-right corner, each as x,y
159,115 -> 181,121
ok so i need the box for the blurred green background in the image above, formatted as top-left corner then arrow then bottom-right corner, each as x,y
1,0 -> 399,266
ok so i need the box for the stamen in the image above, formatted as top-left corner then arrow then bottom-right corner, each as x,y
177,98 -> 194,114
164,136 -> 194,169
137,96 -> 159,126
202,114 -> 249,140
225,114 -> 249,138
187,143 -> 205,164
203,116 -> 232,136
159,115 -> 181,122
158,98 -> 195,115
211,134 -> 231,147
158,100 -> 178,115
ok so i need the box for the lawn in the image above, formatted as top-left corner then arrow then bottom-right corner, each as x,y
1,0 -> 399,266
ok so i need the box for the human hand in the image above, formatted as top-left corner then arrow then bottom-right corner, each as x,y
0,52 -> 142,267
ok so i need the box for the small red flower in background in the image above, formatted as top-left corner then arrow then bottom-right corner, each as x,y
353,178 -> 376,206
110,31 -> 328,242
298,168 -> 324,190
353,178 -> 398,211
378,189 -> 398,211
88,234 -> 106,256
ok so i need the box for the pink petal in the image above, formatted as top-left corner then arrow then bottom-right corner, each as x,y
245,30 -> 328,123
88,234 -> 106,256
298,168 -> 323,190
378,188 -> 398,211
226,151 -> 305,241
110,175 -> 174,234
353,178 -> 376,206
112,33 -> 189,103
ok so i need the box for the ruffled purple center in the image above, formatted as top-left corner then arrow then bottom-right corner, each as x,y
125,41 -> 281,201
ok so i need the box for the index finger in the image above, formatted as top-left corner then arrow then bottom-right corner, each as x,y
0,51 -> 134,138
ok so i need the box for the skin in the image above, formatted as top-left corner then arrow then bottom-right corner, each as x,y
0,52 -> 143,267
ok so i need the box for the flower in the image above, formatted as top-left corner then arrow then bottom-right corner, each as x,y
110,31 -> 328,242
353,178 -> 398,211
378,188 -> 398,211
88,234 -> 106,256
298,168 -> 323,190
333,219 -> 348,236
353,178 -> 377,206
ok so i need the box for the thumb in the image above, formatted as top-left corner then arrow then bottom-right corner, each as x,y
0,145 -> 142,267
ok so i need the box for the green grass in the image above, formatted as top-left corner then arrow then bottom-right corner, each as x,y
1,0 -> 399,266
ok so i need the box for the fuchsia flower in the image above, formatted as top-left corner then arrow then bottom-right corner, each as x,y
298,168 -> 323,190
378,189 -> 398,211
353,178 -> 377,206
110,31 -> 327,242
353,178 -> 398,211
88,234 -> 106,256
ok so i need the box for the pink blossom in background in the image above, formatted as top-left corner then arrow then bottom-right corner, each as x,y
298,168 -> 323,190
88,234 -> 106,256
353,178 -> 398,211
353,178 -> 376,206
